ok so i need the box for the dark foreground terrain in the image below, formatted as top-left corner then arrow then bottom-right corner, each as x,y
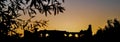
0,19 -> 120,42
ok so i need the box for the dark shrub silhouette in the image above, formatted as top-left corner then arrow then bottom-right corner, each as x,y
93,19 -> 120,42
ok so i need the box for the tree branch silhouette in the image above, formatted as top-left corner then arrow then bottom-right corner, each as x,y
0,0 -> 65,37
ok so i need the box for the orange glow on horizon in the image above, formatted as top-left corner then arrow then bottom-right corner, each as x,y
17,0 -> 120,35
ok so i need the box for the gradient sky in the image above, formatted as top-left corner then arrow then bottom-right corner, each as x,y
19,0 -> 120,34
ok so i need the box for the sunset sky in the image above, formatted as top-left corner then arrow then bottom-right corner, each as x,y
19,0 -> 120,34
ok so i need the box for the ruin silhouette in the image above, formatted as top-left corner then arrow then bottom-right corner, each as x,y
0,19 -> 120,42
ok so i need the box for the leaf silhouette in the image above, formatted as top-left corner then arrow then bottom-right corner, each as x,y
26,0 -> 30,4
0,0 -> 65,38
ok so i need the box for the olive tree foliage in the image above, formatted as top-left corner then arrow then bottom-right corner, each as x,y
0,0 -> 65,35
